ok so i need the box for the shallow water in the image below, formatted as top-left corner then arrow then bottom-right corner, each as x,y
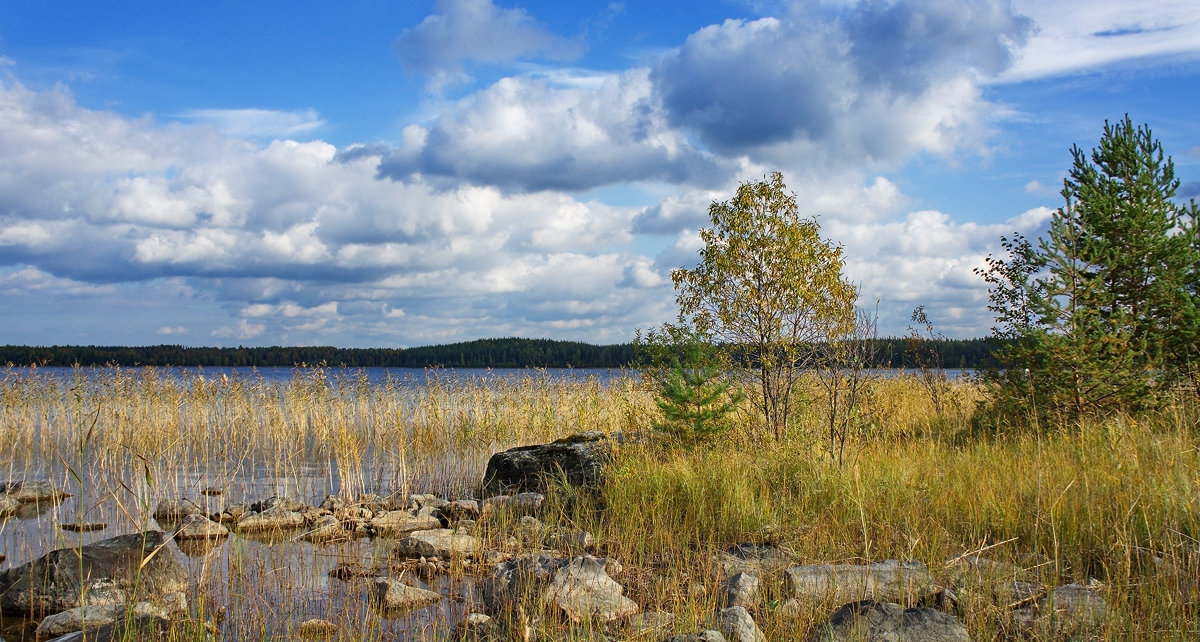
0,366 -> 637,640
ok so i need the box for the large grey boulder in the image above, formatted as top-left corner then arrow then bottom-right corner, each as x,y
480,431 -> 623,495
0,531 -> 187,617
480,553 -> 637,623
785,560 -> 935,604
546,555 -> 640,623
808,600 -> 970,641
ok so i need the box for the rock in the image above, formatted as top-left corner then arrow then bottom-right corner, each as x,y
300,515 -> 349,543
0,479 -> 67,503
249,495 -> 305,513
480,492 -> 545,519
394,528 -> 477,559
371,509 -> 441,536
808,600 -> 970,642
0,496 -> 19,518
296,618 -> 338,638
785,560 -> 935,604
438,499 -> 480,524
237,506 -> 306,532
546,529 -> 595,551
481,553 -> 636,623
35,602 -> 166,638
665,631 -> 728,642
408,493 -> 444,510
1011,582 -> 1107,633
480,431 -> 623,495
152,498 -> 205,521
319,494 -> 349,513
0,531 -> 187,616
43,614 -> 212,642
720,572 -> 761,608
173,514 -> 230,540
222,502 -> 250,522
372,576 -> 442,610
714,605 -> 766,642
546,555 -> 640,623
719,542 -> 793,576
455,612 -> 503,641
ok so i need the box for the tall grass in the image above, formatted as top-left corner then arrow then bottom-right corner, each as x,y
1,366 -> 1197,639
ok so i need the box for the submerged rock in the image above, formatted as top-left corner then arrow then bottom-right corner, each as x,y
0,479 -> 67,503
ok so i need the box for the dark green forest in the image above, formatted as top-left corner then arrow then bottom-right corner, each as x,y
1,337 -> 997,369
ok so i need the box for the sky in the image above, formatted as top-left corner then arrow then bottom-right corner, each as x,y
1,0 -> 1198,348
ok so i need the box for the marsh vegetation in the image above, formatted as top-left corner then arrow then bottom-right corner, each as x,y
1,366 -> 1197,640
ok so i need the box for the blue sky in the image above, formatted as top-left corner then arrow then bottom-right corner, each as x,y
1,0 -> 1198,347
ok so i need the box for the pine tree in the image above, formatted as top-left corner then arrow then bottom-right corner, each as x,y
979,116 -> 1200,421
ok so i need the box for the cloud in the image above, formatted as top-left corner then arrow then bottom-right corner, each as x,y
1002,0 -> 1200,81
179,108 -> 325,139
156,326 -> 189,336
395,0 -> 583,91
652,1 -> 1030,163
0,77 -> 669,345
378,70 -> 727,191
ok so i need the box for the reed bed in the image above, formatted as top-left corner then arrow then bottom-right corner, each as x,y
1,366 -> 1197,640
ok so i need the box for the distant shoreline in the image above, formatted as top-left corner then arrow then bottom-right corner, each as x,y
0,336 -> 999,369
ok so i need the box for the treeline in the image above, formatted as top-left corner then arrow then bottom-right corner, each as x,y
0,338 -> 635,369
1,337 -> 998,369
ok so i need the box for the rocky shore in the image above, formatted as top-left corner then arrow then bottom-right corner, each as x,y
0,432 -> 1166,641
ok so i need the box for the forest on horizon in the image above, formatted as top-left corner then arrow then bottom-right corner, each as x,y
1,336 -> 997,370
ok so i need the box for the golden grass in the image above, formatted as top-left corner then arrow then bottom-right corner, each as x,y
1,366 -> 1197,640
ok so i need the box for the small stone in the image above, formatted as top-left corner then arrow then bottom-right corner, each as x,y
153,498 -> 205,521
372,577 -> 442,610
394,528 -> 477,559
174,514 -> 230,540
236,506 -> 305,532
713,605 -> 766,642
720,572 -> 761,608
